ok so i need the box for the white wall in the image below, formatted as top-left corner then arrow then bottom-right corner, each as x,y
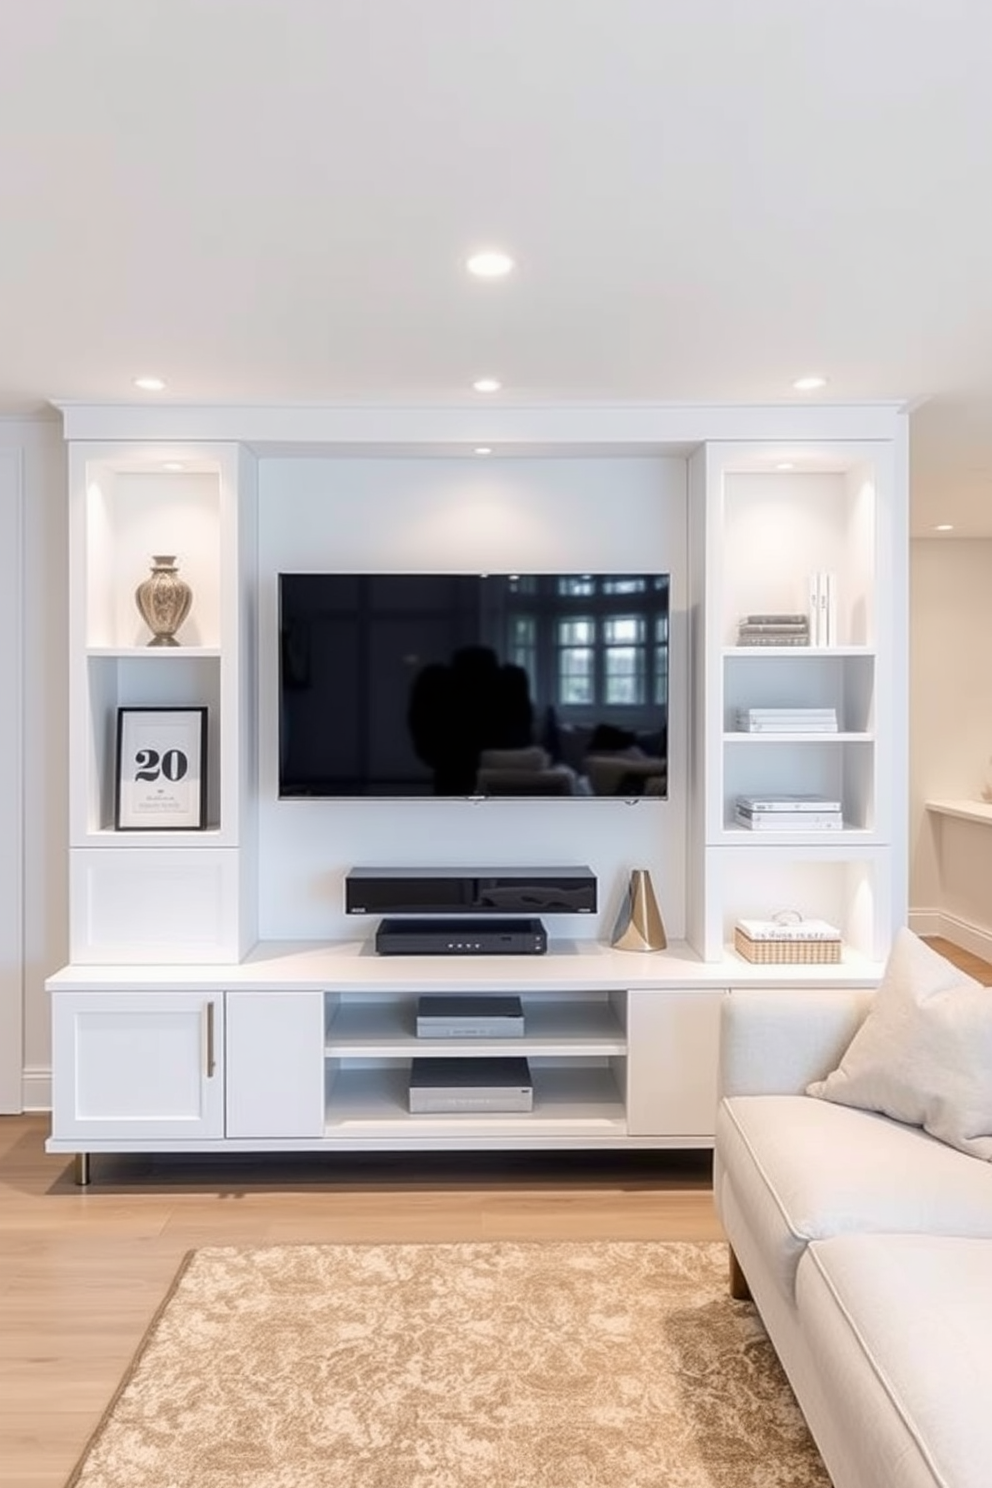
910,537 -> 992,946
1,419 -> 67,1109
256,455 -> 688,943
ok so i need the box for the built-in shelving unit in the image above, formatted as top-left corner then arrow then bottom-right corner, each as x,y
66,441 -> 258,962
46,403 -> 909,1176
689,439 -> 904,963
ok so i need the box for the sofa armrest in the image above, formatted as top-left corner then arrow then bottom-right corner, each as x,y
718,988 -> 875,1098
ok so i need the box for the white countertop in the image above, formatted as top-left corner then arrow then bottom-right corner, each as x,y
46,936 -> 888,992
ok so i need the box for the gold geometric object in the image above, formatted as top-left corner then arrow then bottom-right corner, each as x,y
611,867 -> 668,951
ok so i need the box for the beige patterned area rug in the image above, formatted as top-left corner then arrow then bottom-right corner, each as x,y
67,1240 -> 829,1488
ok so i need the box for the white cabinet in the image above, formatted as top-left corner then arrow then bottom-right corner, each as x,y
688,441 -> 906,963
226,991 -> 325,1139
625,990 -> 724,1136
47,969 -> 730,1161
66,441 -> 258,962
51,990 -> 224,1140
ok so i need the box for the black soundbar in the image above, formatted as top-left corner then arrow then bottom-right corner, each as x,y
346,866 -> 596,916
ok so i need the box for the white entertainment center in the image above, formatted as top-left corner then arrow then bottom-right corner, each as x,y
46,402 -> 908,1181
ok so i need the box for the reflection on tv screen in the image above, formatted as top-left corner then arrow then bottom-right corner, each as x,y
278,572 -> 670,799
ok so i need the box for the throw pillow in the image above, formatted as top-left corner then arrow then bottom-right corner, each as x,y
807,927 -> 992,1160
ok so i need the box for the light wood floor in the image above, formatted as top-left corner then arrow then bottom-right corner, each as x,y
921,935 -> 992,983
5,935 -> 986,1487
0,1115 -> 722,1488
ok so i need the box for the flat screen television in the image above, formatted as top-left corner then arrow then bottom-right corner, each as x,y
278,572 -> 670,799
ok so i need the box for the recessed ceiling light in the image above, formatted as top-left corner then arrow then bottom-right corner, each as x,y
134,376 -> 166,392
775,462 -> 795,471
466,250 -> 515,279
162,461 -> 185,472
793,375 -> 828,392
472,378 -> 501,393
474,446 -> 492,456
934,523 -> 954,532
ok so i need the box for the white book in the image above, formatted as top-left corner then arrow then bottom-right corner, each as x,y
736,722 -> 839,733
736,794 -> 843,812
737,724 -> 838,734
738,707 -> 837,717
734,810 -> 843,830
808,571 -> 822,647
735,711 -> 835,719
735,709 -> 838,728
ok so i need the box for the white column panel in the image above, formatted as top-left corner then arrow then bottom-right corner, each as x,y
0,449 -> 22,1111
226,990 -> 325,1138
625,989 -> 724,1136
69,846 -> 244,963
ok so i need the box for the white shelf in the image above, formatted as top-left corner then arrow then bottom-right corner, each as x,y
86,646 -> 223,659
724,732 -> 873,744
723,645 -> 875,658
721,827 -> 873,845
324,995 -> 627,1057
691,442 -> 901,963
725,942 -> 886,976
925,799 -> 992,826
86,826 -> 226,845
323,1064 -> 626,1138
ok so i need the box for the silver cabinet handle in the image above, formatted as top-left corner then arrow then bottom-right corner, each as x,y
205,1000 -> 216,1078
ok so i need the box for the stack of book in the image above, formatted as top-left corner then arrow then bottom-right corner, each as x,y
734,794 -> 844,830
736,613 -> 809,647
735,707 -> 838,733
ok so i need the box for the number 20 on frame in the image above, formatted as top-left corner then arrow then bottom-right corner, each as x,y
115,706 -> 208,830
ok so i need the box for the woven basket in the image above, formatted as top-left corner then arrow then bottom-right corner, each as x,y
734,927 -> 841,964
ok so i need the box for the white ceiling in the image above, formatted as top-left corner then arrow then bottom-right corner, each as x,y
3,0 -> 992,535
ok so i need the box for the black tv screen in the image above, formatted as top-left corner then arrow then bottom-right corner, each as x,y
278,573 -> 670,799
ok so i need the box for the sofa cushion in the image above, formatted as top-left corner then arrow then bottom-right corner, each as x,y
806,928 -> 992,1160
717,1094 -> 992,1299
798,1234 -> 992,1488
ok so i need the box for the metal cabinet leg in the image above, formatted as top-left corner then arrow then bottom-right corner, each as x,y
73,1153 -> 91,1187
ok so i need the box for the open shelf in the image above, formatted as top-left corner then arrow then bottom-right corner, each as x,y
324,994 -> 627,1057
724,732 -> 874,744
323,1063 -> 626,1138
86,646 -> 223,659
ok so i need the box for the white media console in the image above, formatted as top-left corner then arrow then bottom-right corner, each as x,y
47,938 -> 887,1184
45,400 -> 909,1182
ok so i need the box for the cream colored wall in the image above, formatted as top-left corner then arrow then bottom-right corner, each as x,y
910,538 -> 992,947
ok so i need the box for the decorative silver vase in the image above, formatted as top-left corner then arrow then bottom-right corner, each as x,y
611,868 -> 668,951
135,555 -> 193,647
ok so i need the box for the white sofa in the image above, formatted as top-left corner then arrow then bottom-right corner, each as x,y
714,947 -> 992,1488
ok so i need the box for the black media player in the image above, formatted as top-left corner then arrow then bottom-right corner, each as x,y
375,917 -> 547,956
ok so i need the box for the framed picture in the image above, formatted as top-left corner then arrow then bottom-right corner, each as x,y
115,707 -> 208,830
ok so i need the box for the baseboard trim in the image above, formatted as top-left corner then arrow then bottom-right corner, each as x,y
908,909 -> 943,937
22,1067 -> 51,1112
909,909 -> 992,963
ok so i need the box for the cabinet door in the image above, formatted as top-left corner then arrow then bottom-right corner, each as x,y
226,991 -> 326,1138
51,991 -> 224,1140
625,990 -> 725,1137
